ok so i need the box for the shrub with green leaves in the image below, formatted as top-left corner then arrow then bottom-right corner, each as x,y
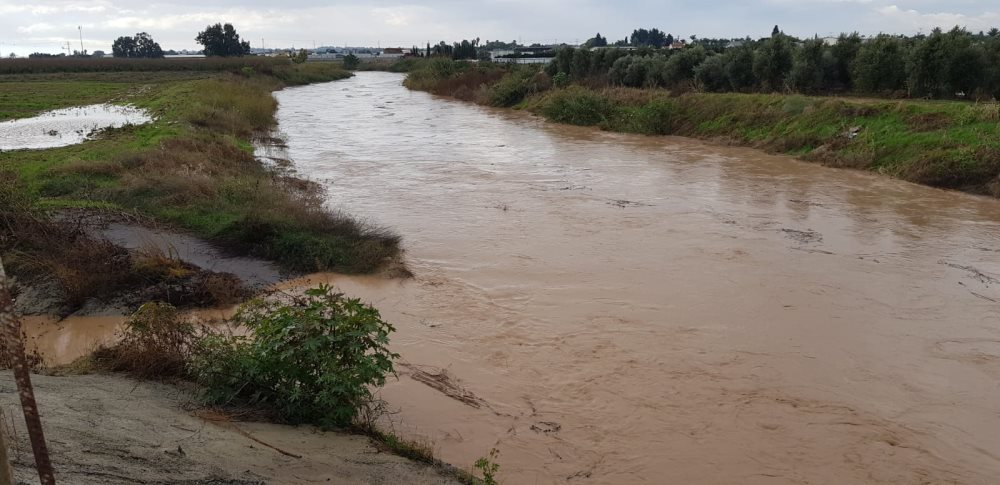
552,71 -> 570,89
189,284 -> 398,428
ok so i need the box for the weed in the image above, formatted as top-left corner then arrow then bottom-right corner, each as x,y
474,448 -> 501,485
93,302 -> 195,379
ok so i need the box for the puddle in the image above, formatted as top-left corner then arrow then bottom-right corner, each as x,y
0,104 -> 152,150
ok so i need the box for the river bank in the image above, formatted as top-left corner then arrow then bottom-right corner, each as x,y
0,63 -> 466,483
399,59 -> 1000,198
0,372 -> 462,484
0,61 -> 400,315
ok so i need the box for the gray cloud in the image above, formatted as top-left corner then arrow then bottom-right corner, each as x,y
0,0 -> 997,55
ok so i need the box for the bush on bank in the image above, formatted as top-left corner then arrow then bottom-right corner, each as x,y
92,285 -> 397,428
191,285 -> 398,427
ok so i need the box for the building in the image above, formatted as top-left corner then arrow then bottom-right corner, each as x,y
380,47 -> 405,58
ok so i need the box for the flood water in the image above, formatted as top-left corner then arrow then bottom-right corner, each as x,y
271,72 -> 1000,484
21,72 -> 1000,484
0,104 -> 151,150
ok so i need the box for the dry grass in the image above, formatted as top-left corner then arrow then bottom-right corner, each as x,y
92,302 -> 195,379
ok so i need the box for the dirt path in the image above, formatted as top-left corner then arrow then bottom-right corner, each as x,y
0,372 -> 462,484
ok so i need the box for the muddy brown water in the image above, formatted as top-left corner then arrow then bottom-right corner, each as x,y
24,72 -> 1000,484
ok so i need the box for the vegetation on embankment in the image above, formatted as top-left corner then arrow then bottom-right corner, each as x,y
403,59 -> 1000,197
1,60 -> 399,311
59,290 -> 477,483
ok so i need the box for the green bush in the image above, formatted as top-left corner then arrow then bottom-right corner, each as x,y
539,86 -> 614,126
488,72 -> 532,107
189,285 -> 398,427
552,71 -> 570,88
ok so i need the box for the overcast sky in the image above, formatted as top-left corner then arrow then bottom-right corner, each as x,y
1,1 -> 998,55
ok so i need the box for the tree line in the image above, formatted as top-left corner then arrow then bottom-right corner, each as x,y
108,23 -> 251,59
546,27 -> 1000,99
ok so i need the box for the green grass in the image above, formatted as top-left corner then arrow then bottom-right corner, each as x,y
2,63 -> 398,279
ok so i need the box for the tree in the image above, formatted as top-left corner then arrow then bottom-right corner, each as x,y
788,38 -> 827,93
725,45 -> 757,91
662,45 -> 708,86
584,33 -> 608,48
984,35 -> 1000,99
343,53 -> 360,69
694,54 -> 729,91
630,28 -> 668,47
831,33 -> 862,89
772,25 -> 781,37
292,48 -> 308,64
753,34 -> 794,91
112,36 -> 135,57
196,23 -> 250,57
452,39 -> 478,60
112,32 -> 163,58
571,48 -> 593,79
852,34 -> 907,94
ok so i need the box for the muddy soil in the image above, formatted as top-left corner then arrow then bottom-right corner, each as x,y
0,372 -> 461,484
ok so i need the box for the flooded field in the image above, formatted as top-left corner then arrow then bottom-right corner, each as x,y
271,72 -> 1000,484
0,104 -> 151,150
20,71 -> 1000,484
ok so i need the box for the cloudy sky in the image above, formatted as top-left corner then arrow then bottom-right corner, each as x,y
1,0 -> 998,55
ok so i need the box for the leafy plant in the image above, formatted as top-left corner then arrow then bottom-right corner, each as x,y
474,447 -> 501,485
189,285 -> 399,428
552,71 -> 570,89
343,53 -> 360,70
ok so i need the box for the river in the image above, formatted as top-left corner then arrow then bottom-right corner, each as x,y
264,72 -> 1000,484
22,71 -> 1000,484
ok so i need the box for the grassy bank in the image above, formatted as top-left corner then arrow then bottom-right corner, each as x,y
403,59 -> 1000,197
1,60 -> 399,310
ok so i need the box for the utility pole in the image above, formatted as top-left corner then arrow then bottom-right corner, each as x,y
78,25 -> 84,55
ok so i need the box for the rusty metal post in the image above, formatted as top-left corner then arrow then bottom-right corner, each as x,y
0,259 -> 55,484
0,408 -> 13,485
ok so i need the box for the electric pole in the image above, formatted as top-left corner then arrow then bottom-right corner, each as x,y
78,25 -> 84,55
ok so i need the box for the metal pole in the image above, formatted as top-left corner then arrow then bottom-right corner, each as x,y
0,259 -> 55,485
0,408 -> 13,485
78,26 -> 84,55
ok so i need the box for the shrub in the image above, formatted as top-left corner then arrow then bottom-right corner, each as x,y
343,53 -> 360,70
189,285 -> 399,428
553,71 -> 570,88
488,71 -> 534,107
539,86 -> 614,126
95,302 -> 195,378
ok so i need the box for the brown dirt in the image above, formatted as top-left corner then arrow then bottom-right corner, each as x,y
0,372 -> 463,484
